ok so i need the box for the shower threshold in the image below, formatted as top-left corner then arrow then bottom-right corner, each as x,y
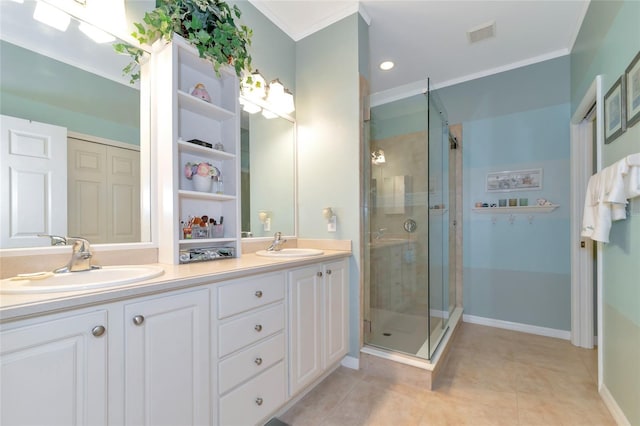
361,306 -> 463,389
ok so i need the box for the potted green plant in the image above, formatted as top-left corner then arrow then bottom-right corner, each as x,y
115,0 -> 253,83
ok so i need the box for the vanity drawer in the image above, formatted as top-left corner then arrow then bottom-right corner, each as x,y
218,303 -> 284,357
218,332 -> 285,394
219,361 -> 286,426
217,272 -> 285,319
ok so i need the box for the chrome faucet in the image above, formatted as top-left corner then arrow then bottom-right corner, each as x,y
40,235 -> 100,273
266,232 -> 287,251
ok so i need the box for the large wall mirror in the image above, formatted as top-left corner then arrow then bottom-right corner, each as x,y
0,0 -> 151,249
0,0 -> 297,249
241,108 -> 296,238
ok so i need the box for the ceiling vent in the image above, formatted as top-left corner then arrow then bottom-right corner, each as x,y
467,21 -> 496,44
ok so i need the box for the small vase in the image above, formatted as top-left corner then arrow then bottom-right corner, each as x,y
192,174 -> 212,192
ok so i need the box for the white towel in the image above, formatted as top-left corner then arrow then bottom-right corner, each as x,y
581,152 -> 640,243
623,153 -> 640,200
602,160 -> 629,221
581,173 -> 613,243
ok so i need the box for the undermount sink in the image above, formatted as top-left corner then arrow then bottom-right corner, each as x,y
0,265 -> 165,294
255,248 -> 324,258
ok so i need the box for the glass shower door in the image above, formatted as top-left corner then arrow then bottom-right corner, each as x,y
364,93 -> 431,359
363,84 -> 455,361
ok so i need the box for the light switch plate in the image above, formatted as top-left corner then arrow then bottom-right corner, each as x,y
328,216 -> 337,232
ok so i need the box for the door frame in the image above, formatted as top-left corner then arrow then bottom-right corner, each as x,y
570,75 -> 603,388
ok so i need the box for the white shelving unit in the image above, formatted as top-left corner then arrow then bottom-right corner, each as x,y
152,34 -> 240,264
472,205 -> 559,214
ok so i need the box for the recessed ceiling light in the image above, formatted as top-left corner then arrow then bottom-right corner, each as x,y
379,61 -> 394,71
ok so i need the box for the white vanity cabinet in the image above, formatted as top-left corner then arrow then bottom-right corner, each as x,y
152,34 -> 241,265
215,272 -> 287,426
123,288 -> 211,426
0,309 -> 108,426
288,258 -> 349,396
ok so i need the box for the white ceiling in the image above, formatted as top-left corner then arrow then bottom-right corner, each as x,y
249,0 -> 590,97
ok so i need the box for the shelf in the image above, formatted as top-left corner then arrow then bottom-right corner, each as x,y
178,190 -> 236,201
472,205 -> 559,214
179,237 -> 236,245
177,90 -> 235,120
178,139 -> 236,159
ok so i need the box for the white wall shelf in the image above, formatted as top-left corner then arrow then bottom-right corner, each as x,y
472,205 -> 559,214
177,90 -> 235,120
177,139 -> 236,159
178,190 -> 236,201
179,237 -> 236,245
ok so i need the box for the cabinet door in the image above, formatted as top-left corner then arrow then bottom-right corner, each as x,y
288,266 -> 323,396
124,288 -> 210,426
324,259 -> 349,367
0,310 -> 108,426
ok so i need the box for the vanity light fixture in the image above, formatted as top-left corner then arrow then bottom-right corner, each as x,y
379,61 -> 394,71
33,1 -> 71,31
78,21 -> 115,43
240,72 -> 295,117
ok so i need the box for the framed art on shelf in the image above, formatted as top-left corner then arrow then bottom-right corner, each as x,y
604,76 -> 626,144
625,51 -> 640,128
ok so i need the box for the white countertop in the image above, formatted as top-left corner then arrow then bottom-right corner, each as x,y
0,250 -> 351,323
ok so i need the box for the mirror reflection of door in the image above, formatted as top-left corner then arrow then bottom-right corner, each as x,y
0,115 -> 67,248
67,136 -> 140,244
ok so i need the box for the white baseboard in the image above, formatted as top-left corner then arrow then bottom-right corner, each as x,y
600,384 -> 631,426
341,355 -> 359,370
463,314 -> 571,340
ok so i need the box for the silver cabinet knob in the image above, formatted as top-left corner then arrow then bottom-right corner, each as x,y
326,269 -> 332,275
316,272 -> 323,277
255,397 -> 263,406
254,324 -> 263,332
132,315 -> 145,326
255,290 -> 263,298
92,325 -> 106,337
254,357 -> 263,366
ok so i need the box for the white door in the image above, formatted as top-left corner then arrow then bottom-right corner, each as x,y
108,144 -> 140,243
324,259 -> 349,367
0,310 -> 108,426
288,265 -> 323,396
67,137 -> 140,243
0,115 -> 67,248
124,289 -> 210,426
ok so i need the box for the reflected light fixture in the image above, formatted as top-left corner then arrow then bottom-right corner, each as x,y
379,61 -> 394,71
33,1 -> 71,31
78,22 -> 115,43
239,72 -> 295,117
371,149 -> 386,165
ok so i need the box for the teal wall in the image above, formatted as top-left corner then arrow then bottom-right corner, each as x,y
571,1 -> 640,424
0,41 -> 139,144
438,57 -> 572,331
296,14 -> 362,357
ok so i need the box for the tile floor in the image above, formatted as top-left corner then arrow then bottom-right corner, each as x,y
279,322 -> 615,426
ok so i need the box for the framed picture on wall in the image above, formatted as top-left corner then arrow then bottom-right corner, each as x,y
604,76 -> 626,144
486,168 -> 542,192
625,51 -> 640,128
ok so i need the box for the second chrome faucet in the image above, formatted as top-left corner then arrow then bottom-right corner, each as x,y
266,232 -> 287,251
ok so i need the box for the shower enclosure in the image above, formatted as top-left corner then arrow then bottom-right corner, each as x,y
363,85 -> 457,360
